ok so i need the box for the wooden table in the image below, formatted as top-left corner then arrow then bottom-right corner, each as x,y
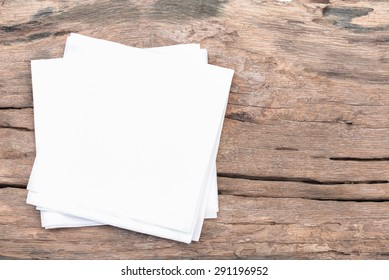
1,0 -> 388,259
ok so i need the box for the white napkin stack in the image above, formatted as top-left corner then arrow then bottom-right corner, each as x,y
26,33 -> 234,243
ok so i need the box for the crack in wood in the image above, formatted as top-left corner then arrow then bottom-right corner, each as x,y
275,147 -> 299,151
0,183 -> 27,189
325,250 -> 351,256
284,119 -> 354,125
225,115 -> 360,127
0,125 -> 33,131
219,192 -> 389,203
0,255 -> 23,260
217,173 -> 389,185
330,157 -> 389,162
233,248 -> 353,259
319,101 -> 388,107
228,221 -> 292,226
300,197 -> 389,203
227,102 -> 290,110
0,106 -> 33,110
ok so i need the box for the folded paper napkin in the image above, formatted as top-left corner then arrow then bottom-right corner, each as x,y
27,33 -> 234,243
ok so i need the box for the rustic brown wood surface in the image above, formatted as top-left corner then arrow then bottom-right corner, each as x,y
0,0 -> 388,259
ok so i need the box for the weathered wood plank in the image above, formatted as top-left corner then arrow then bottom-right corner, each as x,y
218,118 -> 389,182
0,129 -> 34,186
0,108 -> 35,186
1,188 -> 388,259
0,108 -> 34,131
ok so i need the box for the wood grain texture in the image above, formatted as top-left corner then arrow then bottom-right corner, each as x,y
1,188 -> 389,259
0,0 -> 388,259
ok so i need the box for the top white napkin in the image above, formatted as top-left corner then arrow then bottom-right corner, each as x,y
27,34 -> 233,243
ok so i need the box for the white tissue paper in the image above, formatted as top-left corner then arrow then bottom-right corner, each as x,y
27,33 -> 233,243
40,35 -> 218,229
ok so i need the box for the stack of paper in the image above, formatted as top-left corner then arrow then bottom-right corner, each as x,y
26,33 -> 234,243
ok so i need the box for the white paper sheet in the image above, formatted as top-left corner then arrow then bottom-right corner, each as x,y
27,34 -> 232,243
38,38 -> 218,230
